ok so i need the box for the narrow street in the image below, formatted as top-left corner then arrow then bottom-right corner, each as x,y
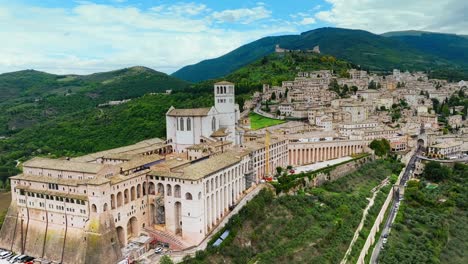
369,149 -> 420,263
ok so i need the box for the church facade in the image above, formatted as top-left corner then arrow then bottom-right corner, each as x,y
166,81 -> 241,152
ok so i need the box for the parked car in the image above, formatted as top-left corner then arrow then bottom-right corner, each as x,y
383,238 -> 388,244
22,256 -> 35,263
9,254 -> 23,263
154,247 -> 163,254
6,254 -> 17,261
383,233 -> 388,238
15,255 -> 29,263
22,257 -> 36,264
0,251 -> 12,259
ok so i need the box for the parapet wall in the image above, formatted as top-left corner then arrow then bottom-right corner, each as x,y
309,155 -> 375,188
0,203 -> 121,264
284,154 -> 375,194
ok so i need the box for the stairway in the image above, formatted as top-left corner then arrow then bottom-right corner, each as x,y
143,228 -> 189,251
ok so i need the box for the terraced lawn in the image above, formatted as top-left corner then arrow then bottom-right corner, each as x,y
249,112 -> 285,130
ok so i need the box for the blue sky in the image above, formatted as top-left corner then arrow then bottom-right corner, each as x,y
0,0 -> 466,74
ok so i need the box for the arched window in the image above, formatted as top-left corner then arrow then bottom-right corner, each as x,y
211,117 -> 216,131
103,203 -> 108,212
174,185 -> 181,198
186,118 -> 191,131
185,192 -> 193,200
91,204 -> 97,213
166,184 -> 172,196
157,183 -> 164,195
179,118 -> 184,131
111,194 -> 116,209
198,192 -> 202,200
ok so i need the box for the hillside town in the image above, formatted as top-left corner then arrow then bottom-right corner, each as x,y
0,63 -> 466,264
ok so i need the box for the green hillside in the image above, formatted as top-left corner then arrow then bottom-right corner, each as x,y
0,66 -> 189,134
172,27 -> 468,82
189,50 -> 352,100
382,31 -> 468,81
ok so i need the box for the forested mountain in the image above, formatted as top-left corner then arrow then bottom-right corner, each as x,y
172,27 -> 468,82
381,31 -> 468,80
0,66 -> 189,134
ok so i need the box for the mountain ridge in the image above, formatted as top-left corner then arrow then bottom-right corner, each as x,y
172,27 -> 468,82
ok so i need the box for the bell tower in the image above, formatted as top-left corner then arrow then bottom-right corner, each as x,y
214,81 -> 235,115
214,81 -> 238,143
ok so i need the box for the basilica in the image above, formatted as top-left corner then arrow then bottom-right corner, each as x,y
0,81 -> 367,264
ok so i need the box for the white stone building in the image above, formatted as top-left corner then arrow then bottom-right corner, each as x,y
166,82 -> 240,152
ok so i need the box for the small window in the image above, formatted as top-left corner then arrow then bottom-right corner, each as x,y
180,118 -> 184,131
187,118 -> 191,131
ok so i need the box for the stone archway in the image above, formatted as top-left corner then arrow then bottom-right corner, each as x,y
127,217 -> 139,240
417,138 -> 425,148
116,226 -> 125,247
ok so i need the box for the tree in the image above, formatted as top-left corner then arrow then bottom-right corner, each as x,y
271,92 -> 276,101
441,104 -> 450,117
351,86 -> 358,94
422,161 -> 451,182
237,97 -> 245,111
369,139 -> 391,156
159,255 -> 174,264
276,167 -> 283,176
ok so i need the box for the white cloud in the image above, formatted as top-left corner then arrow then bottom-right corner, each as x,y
0,2 -> 295,75
212,5 -> 272,24
153,2 -> 209,17
315,0 -> 468,34
298,17 -> 316,25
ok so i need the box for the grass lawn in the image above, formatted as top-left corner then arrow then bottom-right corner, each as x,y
249,112 -> 285,130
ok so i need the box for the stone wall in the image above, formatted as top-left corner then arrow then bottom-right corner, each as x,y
356,149 -> 414,263
312,155 -> 374,187
0,203 -> 121,264
286,154 -> 375,194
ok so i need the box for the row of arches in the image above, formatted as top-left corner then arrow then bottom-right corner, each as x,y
289,144 -> 363,165
206,178 -> 243,231
205,163 -> 247,193
156,183 -> 181,198
155,183 -> 201,200
110,183 -> 147,210
116,216 -> 139,247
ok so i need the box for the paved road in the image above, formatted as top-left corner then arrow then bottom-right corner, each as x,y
370,150 -> 420,263
253,103 -> 283,120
